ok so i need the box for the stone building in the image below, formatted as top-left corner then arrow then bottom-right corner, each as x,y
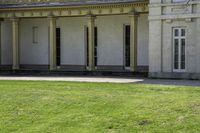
0,0 -> 199,79
149,0 -> 199,79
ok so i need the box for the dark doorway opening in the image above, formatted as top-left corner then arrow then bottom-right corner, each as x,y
56,28 -> 61,66
125,25 -> 130,68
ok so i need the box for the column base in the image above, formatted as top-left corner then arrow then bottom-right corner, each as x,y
12,66 -> 20,70
49,67 -> 57,71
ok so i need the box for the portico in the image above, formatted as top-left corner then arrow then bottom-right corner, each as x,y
0,0 -> 149,73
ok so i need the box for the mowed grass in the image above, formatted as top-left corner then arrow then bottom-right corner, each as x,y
0,81 -> 200,133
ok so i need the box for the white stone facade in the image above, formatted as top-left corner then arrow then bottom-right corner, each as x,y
149,0 -> 200,79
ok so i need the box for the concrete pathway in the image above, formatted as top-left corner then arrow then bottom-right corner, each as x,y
0,76 -> 200,86
0,76 -> 141,83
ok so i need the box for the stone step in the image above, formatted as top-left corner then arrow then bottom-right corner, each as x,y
0,70 -> 148,78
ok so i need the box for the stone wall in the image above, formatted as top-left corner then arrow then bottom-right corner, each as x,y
149,0 -> 200,79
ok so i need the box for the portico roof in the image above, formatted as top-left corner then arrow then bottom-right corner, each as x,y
0,0 -> 148,9
0,0 -> 148,18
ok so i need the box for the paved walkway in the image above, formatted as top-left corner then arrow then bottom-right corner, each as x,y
0,76 -> 140,83
0,76 -> 200,86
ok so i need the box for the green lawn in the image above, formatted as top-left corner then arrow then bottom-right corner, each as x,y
0,81 -> 200,133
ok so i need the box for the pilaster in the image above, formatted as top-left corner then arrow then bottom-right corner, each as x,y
149,20 -> 162,73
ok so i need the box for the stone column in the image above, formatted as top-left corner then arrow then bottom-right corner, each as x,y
87,15 -> 95,71
11,18 -> 20,70
48,17 -> 57,70
130,13 -> 138,72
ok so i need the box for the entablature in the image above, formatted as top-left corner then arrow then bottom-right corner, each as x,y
0,2 -> 148,18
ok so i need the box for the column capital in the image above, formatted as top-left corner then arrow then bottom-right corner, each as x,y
128,11 -> 139,17
47,11 -> 56,18
86,14 -> 96,20
47,16 -> 57,19
10,17 -> 20,22
47,16 -> 57,22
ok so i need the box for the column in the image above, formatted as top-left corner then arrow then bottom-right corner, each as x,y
87,15 -> 95,71
11,18 -> 20,70
48,17 -> 57,70
130,13 -> 138,72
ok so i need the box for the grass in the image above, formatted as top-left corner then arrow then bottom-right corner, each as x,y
0,80 -> 200,133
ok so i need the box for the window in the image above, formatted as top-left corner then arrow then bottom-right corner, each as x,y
173,27 -> 186,72
124,25 -> 131,68
32,26 -> 38,44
